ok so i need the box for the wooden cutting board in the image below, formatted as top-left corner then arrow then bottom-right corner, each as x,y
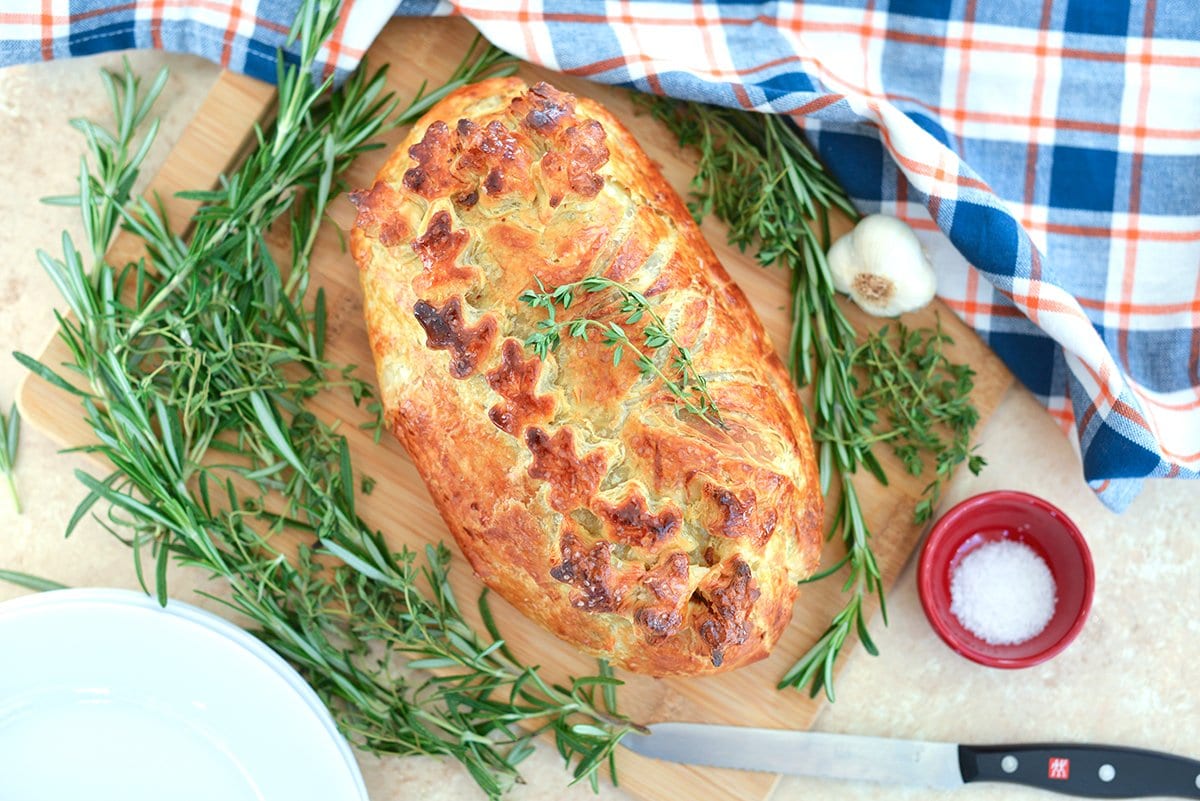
18,17 -> 1012,801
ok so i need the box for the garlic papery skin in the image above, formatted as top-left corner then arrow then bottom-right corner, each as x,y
826,214 -> 937,317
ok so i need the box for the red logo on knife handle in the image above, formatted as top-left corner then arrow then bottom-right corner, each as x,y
1048,758 -> 1070,780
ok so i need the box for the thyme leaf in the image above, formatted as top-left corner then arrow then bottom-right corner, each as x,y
851,321 -> 987,524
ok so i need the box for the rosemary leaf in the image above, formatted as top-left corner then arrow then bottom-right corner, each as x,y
0,404 -> 20,513
0,569 -> 67,593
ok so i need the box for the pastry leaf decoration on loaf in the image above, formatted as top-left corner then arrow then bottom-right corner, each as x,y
520,275 -> 725,429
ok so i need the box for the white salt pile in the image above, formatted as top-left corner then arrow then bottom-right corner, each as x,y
949,539 -> 1057,645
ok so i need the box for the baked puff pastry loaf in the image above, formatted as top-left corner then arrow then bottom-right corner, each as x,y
350,77 -> 823,676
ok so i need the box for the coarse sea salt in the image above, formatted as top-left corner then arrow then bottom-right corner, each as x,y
949,539 -> 1057,645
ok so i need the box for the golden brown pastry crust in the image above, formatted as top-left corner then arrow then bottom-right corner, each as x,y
350,78 -> 822,676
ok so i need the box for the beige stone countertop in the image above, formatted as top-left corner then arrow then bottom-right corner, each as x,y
1,51 -> 1197,801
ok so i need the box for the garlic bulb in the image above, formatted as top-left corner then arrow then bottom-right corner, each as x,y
827,214 -> 936,317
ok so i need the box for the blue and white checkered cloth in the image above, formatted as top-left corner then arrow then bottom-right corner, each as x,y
4,0 -> 1198,511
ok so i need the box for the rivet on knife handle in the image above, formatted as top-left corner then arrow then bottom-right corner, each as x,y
959,743 -> 1200,799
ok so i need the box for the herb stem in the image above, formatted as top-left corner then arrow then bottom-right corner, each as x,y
0,404 -> 21,514
5,473 -> 19,515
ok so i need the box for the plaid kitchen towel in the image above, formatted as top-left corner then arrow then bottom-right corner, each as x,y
3,1 -> 1199,512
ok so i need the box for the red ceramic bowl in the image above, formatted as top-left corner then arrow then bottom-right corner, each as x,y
917,490 -> 1094,669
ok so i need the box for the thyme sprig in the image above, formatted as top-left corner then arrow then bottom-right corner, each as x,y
850,322 -> 986,523
521,275 -> 724,428
0,404 -> 20,513
639,97 -> 983,700
17,5 -> 635,796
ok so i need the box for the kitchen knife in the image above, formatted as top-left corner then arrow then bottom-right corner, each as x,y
621,722 -> 1200,798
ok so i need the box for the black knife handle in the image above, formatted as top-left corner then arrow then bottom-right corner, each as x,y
960,743 -> 1200,799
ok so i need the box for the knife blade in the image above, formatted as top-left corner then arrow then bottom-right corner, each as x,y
621,722 -> 1200,799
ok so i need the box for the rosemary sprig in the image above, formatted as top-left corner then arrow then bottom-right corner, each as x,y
0,404 -> 20,513
18,5 -> 635,796
639,97 -> 983,700
0,569 -> 66,592
520,275 -> 724,428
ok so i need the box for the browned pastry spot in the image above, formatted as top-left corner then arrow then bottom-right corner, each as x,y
411,211 -> 473,293
507,82 -> 611,206
706,484 -> 778,548
379,219 -> 411,247
348,180 -> 389,228
412,297 -> 497,378
413,211 -> 466,268
540,120 -> 609,207
596,493 -> 680,549
484,167 -> 505,195
455,118 -> 478,138
458,119 -> 522,164
563,120 -> 609,197
634,552 -> 690,641
486,339 -> 554,436
513,82 -> 576,133
694,557 -> 760,667
551,531 -> 618,612
455,119 -> 530,198
348,181 -> 410,247
526,427 -> 606,513
708,486 -> 756,538
407,83 -> 608,212
403,121 -> 466,199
